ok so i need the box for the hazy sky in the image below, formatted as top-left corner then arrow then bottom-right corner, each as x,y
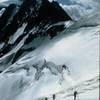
0,0 -> 8,3
57,0 -> 68,4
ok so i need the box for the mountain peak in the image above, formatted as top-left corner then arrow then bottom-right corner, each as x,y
0,0 -> 72,64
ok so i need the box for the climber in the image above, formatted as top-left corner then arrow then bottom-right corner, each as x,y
74,91 -> 78,100
53,94 -> 56,100
45,97 -> 48,100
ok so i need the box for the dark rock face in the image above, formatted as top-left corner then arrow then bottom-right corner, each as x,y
0,0 -> 72,63
0,4 -> 17,42
0,4 -> 17,30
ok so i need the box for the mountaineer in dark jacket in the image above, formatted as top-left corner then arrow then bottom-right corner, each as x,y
45,97 -> 48,100
53,94 -> 55,100
74,91 -> 78,100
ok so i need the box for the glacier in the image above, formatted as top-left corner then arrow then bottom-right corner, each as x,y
0,0 -> 99,100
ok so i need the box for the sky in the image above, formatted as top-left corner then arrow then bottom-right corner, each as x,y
57,0 -> 71,4
0,0 -> 8,3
